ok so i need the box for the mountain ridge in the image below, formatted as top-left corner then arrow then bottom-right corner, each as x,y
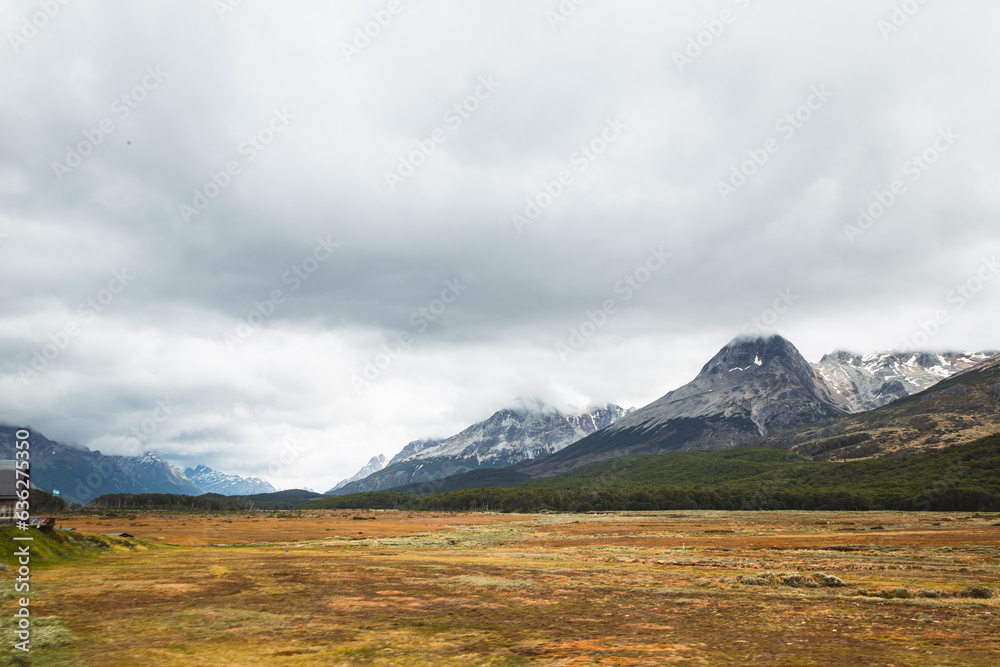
0,426 -> 278,504
328,401 -> 629,495
184,464 -> 277,496
0,428 -> 205,504
812,350 -> 995,412
512,335 -> 848,479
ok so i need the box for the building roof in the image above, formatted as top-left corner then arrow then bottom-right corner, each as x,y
0,460 -> 18,500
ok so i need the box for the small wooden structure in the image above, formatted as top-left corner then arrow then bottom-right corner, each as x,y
0,460 -> 17,526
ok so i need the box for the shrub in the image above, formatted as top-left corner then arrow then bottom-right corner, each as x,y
779,573 -> 818,588
0,615 -> 74,652
736,572 -> 836,588
958,585 -> 996,599
736,573 -> 778,586
812,573 -> 844,587
860,588 -> 913,599
916,589 -> 945,599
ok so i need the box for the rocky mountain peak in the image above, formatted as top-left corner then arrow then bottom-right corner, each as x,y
699,335 -> 803,377
819,350 -> 859,364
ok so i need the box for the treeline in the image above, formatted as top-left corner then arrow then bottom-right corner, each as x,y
303,436 -> 1000,513
90,493 -> 251,510
303,484 -> 1000,513
88,492 -> 312,511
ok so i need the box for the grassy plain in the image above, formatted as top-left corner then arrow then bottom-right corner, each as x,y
3,510 -> 998,666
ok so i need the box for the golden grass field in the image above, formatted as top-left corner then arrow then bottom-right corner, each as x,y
4,510 -> 999,666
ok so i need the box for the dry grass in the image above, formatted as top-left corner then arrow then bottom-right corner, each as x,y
4,510 -> 999,665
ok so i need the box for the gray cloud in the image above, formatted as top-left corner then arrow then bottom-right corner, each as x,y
2,0 -> 998,489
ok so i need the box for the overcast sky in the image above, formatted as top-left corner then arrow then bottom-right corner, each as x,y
2,1 -> 998,491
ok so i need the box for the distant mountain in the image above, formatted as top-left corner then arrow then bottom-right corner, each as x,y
184,465 -> 276,496
514,335 -> 850,479
329,400 -> 629,495
327,454 -> 389,492
813,351 -> 995,412
0,427 -> 205,504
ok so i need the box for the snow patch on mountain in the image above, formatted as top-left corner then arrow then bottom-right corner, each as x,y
606,335 -> 849,438
392,401 -> 629,465
184,464 -> 277,496
328,401 -> 629,495
812,351 -> 996,412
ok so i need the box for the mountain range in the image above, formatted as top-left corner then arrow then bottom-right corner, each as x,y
0,427 -> 276,504
813,351 -> 994,412
328,400 -> 629,495
331,336 -> 999,494
5,334 -> 996,506
512,336 -> 850,479
184,465 -> 276,496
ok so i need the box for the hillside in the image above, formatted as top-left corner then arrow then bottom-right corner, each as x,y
767,354 -> 1000,459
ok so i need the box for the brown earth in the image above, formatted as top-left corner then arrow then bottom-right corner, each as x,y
5,510 -> 999,666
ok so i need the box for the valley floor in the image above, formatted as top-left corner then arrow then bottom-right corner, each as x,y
4,510 -> 999,666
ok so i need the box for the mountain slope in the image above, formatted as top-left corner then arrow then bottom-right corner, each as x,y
514,335 -> 850,479
768,353 -> 1000,459
184,465 -> 276,495
330,401 -> 628,495
0,427 -> 205,504
387,439 -> 443,466
328,454 -> 389,492
813,351 -> 995,412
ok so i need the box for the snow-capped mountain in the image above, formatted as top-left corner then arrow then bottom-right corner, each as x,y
608,335 -> 849,436
184,465 -> 277,495
772,352 -> 1000,459
812,351 -> 996,412
516,335 -> 850,478
328,454 -> 389,492
401,399 -> 627,464
328,400 -> 629,495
